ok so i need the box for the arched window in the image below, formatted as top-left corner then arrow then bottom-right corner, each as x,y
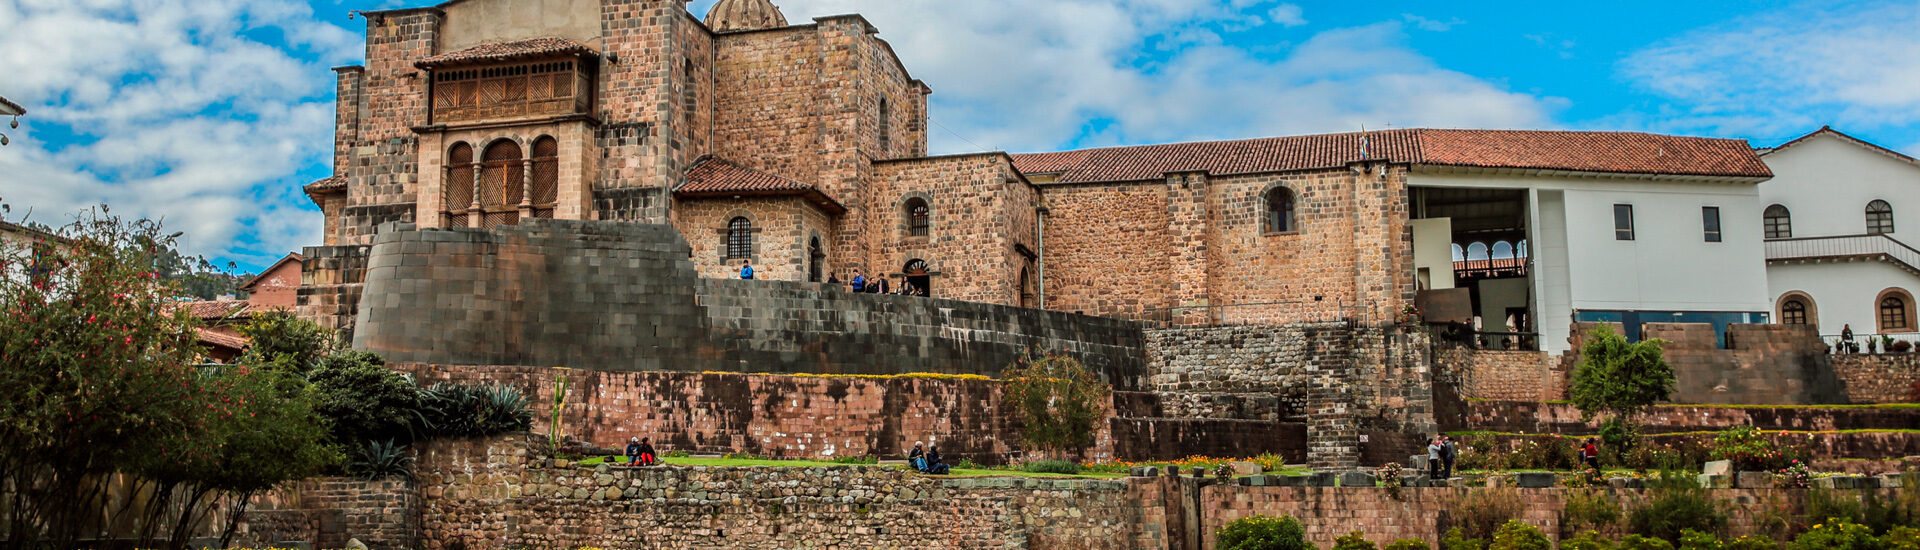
480,140 -> 524,228
904,259 -> 930,296
1764,204 -> 1792,239
444,142 -> 475,227
1019,267 -> 1034,308
1491,241 -> 1515,259
1465,242 -> 1490,262
1879,288 -> 1914,332
905,197 -> 930,237
1781,299 -> 1808,325
1450,243 -> 1465,262
530,136 -> 558,219
1516,239 -> 1529,258
808,236 -> 824,283
1264,187 -> 1296,233
726,217 -> 752,259
878,98 -> 891,155
1867,200 -> 1895,235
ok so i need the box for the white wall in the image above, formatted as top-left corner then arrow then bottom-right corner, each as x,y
1759,134 -> 1920,239
1768,260 -> 1919,336
1410,218 -> 1456,290
1477,277 -> 1531,330
1531,189 -> 1575,352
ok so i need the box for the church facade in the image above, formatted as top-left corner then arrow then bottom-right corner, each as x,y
306,0 -> 1776,350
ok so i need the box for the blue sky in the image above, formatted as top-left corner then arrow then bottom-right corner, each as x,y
2,0 -> 1917,272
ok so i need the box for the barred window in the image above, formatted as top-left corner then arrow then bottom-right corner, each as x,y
1764,204 -> 1792,239
1265,187 -> 1296,233
726,217 -> 752,259
905,197 -> 929,237
1868,200 -> 1895,235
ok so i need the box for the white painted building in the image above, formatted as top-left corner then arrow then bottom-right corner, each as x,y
1757,127 -> 1920,347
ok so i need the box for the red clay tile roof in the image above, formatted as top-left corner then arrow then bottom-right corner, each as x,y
1761,126 -> 1919,165
416,37 -> 596,69
177,300 -> 252,321
196,328 -> 248,351
676,156 -> 848,214
1011,129 -> 1771,183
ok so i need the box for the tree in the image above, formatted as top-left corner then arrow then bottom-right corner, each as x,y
1001,350 -> 1111,457
309,351 -> 422,445
1568,325 -> 1675,451
1217,515 -> 1316,550
237,309 -> 336,376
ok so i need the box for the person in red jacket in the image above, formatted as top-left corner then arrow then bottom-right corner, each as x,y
1580,438 -> 1600,471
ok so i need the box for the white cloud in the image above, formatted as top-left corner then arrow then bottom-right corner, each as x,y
0,0 -> 355,268
689,1 -> 1555,153
1401,14 -> 1463,32
1617,1 -> 1920,138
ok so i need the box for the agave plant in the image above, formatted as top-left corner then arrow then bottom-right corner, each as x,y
481,383 -> 533,434
350,440 -> 414,481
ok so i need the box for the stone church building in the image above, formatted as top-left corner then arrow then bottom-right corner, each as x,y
305,0 -> 1774,347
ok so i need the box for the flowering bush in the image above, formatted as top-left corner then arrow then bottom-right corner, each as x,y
1773,460 -> 1811,489
1710,426 -> 1798,472
1789,519 -> 1878,550
1375,462 -> 1406,499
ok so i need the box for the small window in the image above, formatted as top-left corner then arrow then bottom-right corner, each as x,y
1868,200 -> 1895,235
905,198 -> 930,237
1764,204 -> 1792,239
878,98 -> 892,155
1264,187 -> 1296,233
1881,296 -> 1909,332
726,217 -> 752,259
1613,204 -> 1635,241
1702,206 -> 1721,242
1781,299 -> 1808,325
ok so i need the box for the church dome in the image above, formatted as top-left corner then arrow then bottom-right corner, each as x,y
705,0 -> 789,32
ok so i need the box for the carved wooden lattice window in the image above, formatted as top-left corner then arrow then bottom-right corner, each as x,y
1764,204 -> 1792,239
1868,200 -> 1895,235
432,60 -> 585,124
480,140 -> 524,228
726,217 -> 752,259
444,142 -> 475,227
530,136 -> 558,219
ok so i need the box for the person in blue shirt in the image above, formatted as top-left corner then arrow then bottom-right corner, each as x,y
739,259 -> 754,280
908,442 -> 927,472
850,269 -> 865,292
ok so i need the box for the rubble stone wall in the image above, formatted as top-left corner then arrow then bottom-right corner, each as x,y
1831,354 -> 1920,404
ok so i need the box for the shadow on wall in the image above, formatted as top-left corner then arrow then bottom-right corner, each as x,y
351,219 -> 1149,388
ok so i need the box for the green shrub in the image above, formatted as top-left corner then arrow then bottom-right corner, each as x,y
1726,536 -> 1782,550
1564,489 -> 1624,537
1002,351 -> 1111,454
831,455 -> 878,464
1383,540 -> 1430,550
238,309 -> 336,375
309,355 -> 420,445
1563,531 -> 1619,550
1448,488 -> 1525,542
1883,526 -> 1920,550
1253,452 -> 1288,473
417,382 -> 532,438
1620,535 -> 1676,550
1019,460 -> 1082,474
1488,520 -> 1551,550
1333,532 -> 1378,550
1629,473 -> 1728,542
1677,530 -> 1724,550
1710,426 -> 1797,472
1217,515 -> 1315,550
1789,519 -> 1882,550
1442,527 -> 1485,550
1863,478 -> 1920,533
348,439 -> 413,480
665,450 -> 690,458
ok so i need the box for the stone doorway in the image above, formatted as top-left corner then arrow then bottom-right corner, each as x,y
808,236 -> 824,282
904,259 -> 930,296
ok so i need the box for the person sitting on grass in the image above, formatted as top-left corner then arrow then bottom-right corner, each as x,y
908,442 -> 927,472
636,437 -> 659,466
626,437 -> 645,466
924,445 -> 950,475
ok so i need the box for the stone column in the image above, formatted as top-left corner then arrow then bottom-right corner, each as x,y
519,158 -> 535,219
1305,325 -> 1360,470
468,164 -> 483,228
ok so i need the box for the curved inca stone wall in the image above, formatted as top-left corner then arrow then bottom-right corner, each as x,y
353,219 -> 1146,387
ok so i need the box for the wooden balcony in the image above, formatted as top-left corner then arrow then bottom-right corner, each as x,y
431,60 -> 593,125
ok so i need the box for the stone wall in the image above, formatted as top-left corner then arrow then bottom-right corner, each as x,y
1435,348 -> 1556,402
1833,354 -> 1920,404
234,478 -> 419,550
296,244 -> 370,339
350,219 -> 1146,384
1564,322 -> 1844,405
1454,400 -> 1920,435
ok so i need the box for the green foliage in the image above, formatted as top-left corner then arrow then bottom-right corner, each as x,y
1710,426 -> 1797,472
665,450 -> 691,458
418,382 -> 532,438
1563,531 -> 1620,550
1601,417 -> 1641,457
1563,489 -> 1624,537
1333,532 -> 1378,550
1677,530 -> 1724,550
144,243 -> 245,300
1620,535 -> 1677,550
1442,527 -> 1485,550
1726,536 -> 1782,550
349,440 -> 414,480
1217,515 -> 1316,550
1884,526 -> 1920,550
1021,459 -> 1083,474
1383,540 -> 1431,550
1629,472 -> 1729,543
1252,452 -> 1288,472
1002,350 -> 1111,454
1488,520 -> 1551,550
1807,486 -> 1866,529
1447,488 -> 1525,542
236,309 -> 335,375
1570,326 -> 1675,445
309,354 -> 420,445
1789,519 -> 1883,550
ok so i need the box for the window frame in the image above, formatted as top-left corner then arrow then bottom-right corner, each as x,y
1702,206 -> 1722,243
1781,299 -> 1807,325
1613,204 -> 1635,241
1763,204 -> 1792,239
1263,186 -> 1297,235
905,197 -> 930,237
1867,200 -> 1895,235
725,217 -> 753,260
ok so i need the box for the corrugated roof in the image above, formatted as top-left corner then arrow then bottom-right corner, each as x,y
416,37 -> 595,69
1012,129 -> 1770,183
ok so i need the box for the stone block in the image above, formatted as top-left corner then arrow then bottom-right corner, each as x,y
1338,472 -> 1373,487
1878,474 -> 1905,489
1229,461 -> 1262,476
1278,475 -> 1315,487
1735,471 -> 1772,489
1853,476 -> 1879,489
1703,460 -> 1732,477
1608,477 -> 1631,489
1312,472 -> 1340,487
1515,472 -> 1555,488
1697,474 -> 1730,489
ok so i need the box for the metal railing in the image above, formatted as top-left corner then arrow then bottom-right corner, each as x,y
1766,234 -> 1920,273
1822,333 -> 1920,354
1134,300 -> 1374,329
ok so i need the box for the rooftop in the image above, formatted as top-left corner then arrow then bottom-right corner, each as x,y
677,156 -> 846,214
416,37 -> 597,69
